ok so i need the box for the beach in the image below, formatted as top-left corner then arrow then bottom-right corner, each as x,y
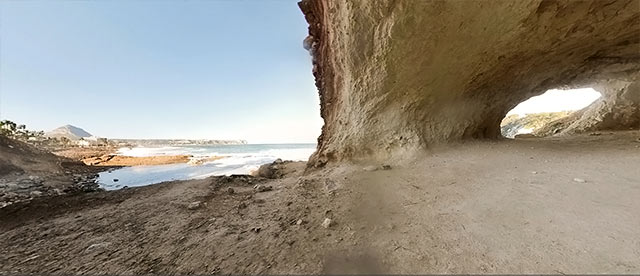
54,143 -> 317,190
2,131 -> 640,274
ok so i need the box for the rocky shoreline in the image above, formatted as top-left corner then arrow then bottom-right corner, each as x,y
53,146 -> 227,167
1,138 -> 119,208
1,141 -> 236,208
0,161 -> 112,209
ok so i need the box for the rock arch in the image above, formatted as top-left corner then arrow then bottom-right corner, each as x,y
299,0 -> 640,166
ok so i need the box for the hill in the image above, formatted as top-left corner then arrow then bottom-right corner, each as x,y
45,125 -> 93,140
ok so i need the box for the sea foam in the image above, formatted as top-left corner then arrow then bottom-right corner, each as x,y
99,144 -> 316,190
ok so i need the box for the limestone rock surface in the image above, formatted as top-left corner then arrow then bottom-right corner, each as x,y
299,0 -> 640,165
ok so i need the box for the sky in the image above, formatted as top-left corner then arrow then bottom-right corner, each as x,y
0,0 -> 323,144
507,88 -> 602,116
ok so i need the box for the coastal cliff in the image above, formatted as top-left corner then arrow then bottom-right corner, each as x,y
299,0 -> 640,165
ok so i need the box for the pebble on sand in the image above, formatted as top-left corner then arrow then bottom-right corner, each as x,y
573,178 -> 586,183
363,166 -> 378,172
187,201 -> 201,210
321,218 -> 333,228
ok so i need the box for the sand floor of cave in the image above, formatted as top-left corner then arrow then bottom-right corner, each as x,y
330,130 -> 640,273
1,131 -> 639,274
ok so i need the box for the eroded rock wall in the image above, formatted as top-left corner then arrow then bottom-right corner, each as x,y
300,0 -> 640,165
536,78 -> 640,136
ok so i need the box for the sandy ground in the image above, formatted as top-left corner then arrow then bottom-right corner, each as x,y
82,154 -> 194,166
52,147 -> 208,167
1,131 -> 639,274
52,147 -> 117,161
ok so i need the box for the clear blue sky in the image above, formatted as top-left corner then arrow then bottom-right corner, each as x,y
0,0 -> 322,143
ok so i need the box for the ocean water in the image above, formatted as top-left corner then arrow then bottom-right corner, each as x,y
97,143 -> 316,190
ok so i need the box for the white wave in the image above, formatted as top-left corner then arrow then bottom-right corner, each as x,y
117,145 -> 315,159
99,144 -> 317,190
117,146 -> 187,157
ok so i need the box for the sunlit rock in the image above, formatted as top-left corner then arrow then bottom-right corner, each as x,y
299,0 -> 640,165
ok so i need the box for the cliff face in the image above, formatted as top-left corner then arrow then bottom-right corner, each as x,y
299,0 -> 640,165
536,79 -> 640,136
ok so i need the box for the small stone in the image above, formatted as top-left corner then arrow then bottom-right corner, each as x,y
227,187 -> 235,194
296,219 -> 303,225
274,158 -> 283,164
17,183 -> 33,189
238,202 -> 247,209
30,190 -> 43,197
363,166 -> 378,172
113,178 -> 119,182
381,164 -> 392,170
321,218 -> 333,228
573,178 -> 586,183
86,242 -> 111,252
254,185 -> 273,193
531,171 -> 538,174
251,227 -> 261,233
187,201 -> 202,210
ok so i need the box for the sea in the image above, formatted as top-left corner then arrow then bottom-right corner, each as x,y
97,143 -> 316,190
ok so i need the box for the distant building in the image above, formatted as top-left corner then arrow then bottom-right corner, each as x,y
97,138 -> 108,145
74,139 -> 92,147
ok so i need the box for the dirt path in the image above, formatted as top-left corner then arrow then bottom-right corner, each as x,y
1,131 -> 639,274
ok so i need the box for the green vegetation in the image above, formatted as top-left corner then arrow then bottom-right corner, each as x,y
0,120 -> 46,142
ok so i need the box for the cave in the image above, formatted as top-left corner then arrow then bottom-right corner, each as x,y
299,0 -> 640,166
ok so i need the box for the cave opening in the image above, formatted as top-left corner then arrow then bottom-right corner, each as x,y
500,88 -> 602,138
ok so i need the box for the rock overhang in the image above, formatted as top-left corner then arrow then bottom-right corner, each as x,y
299,0 -> 640,166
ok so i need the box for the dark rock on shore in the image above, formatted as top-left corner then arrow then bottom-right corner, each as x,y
254,159 -> 300,179
0,135 -> 108,208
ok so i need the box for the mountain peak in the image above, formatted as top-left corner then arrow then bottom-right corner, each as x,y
46,125 -> 93,140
